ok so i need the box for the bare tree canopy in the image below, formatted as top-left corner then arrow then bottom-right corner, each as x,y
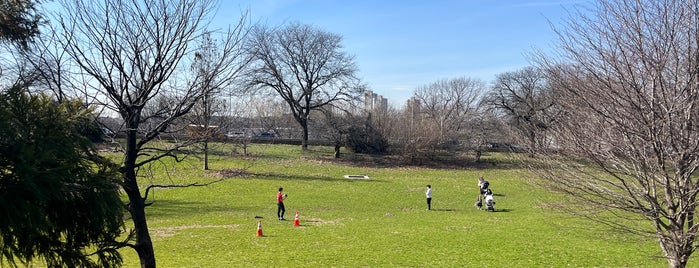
245,22 -> 363,150
53,0 -> 250,267
537,1 -> 699,267
413,77 -> 484,148
187,31 -> 250,170
485,66 -> 558,152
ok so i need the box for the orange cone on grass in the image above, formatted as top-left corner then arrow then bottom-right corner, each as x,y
256,220 -> 263,237
293,211 -> 300,226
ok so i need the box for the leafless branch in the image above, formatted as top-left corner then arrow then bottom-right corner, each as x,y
142,178 -> 226,204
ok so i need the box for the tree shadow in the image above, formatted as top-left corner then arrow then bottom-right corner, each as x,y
430,208 -> 458,212
144,199 -> 243,219
206,168 -> 384,183
330,151 -> 529,171
250,172 -> 383,183
484,208 -> 512,213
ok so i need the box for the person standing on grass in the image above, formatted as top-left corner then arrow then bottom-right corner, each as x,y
478,177 -> 490,195
477,177 -> 485,194
426,185 -> 433,210
277,187 -> 287,220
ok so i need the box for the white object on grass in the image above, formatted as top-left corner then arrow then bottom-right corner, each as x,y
343,175 -> 369,179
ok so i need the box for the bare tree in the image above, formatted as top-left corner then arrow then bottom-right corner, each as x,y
484,66 -> 558,153
188,31 -> 250,170
413,77 -> 484,150
369,104 -> 402,151
536,1 -> 699,267
18,27 -> 76,102
393,96 -> 437,164
245,22 -> 363,150
53,0 -> 249,267
316,106 -> 354,158
469,106 -> 508,162
250,95 -> 293,137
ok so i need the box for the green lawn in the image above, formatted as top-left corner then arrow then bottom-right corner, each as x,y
113,144 -> 666,267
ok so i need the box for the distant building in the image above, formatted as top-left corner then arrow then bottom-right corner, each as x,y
363,90 -> 388,113
404,96 -> 421,120
186,124 -> 220,138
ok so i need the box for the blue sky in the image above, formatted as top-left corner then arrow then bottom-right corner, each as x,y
216,1 -> 588,106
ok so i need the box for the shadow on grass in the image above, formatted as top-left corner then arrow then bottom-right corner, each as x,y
430,208 -> 458,212
485,208 -> 512,213
206,168 -> 383,183
145,199 -> 245,219
328,151 -> 530,171
250,172 -> 383,183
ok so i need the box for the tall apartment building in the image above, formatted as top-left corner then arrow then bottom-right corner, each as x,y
404,96 -> 421,120
363,90 -> 388,113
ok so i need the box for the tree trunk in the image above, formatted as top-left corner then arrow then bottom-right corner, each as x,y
123,126 -> 156,268
528,128 -> 536,157
661,232 -> 693,268
667,259 -> 686,268
202,93 -> 210,170
663,247 -> 688,268
203,140 -> 209,170
130,194 -> 155,268
301,118 -> 309,151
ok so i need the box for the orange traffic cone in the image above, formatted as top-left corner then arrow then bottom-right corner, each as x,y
256,220 -> 263,237
293,211 -> 300,226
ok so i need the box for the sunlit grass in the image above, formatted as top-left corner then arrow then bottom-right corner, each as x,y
115,144 -> 663,267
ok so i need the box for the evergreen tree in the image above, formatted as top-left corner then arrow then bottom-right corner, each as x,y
0,86 -> 124,267
0,0 -> 41,48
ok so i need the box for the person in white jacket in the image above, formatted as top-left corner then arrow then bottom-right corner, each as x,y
425,185 -> 433,210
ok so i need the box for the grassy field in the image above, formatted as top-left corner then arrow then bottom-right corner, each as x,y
112,144 -> 667,267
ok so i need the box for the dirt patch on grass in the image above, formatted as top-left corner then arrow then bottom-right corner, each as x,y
207,168 -> 251,178
151,224 -> 240,239
445,225 -> 473,232
304,217 -> 347,226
